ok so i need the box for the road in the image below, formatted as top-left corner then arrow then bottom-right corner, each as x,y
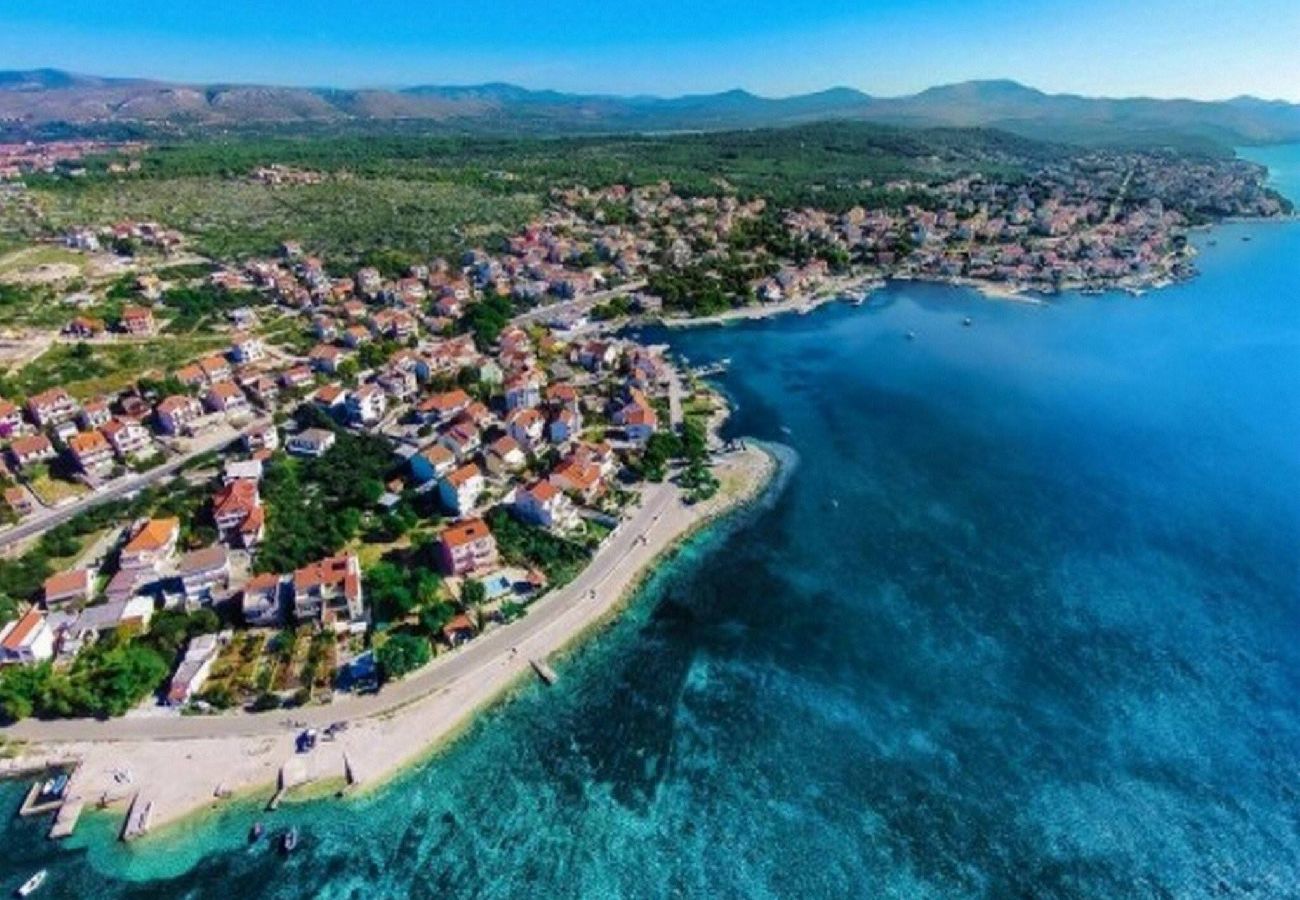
2,481 -> 681,743
0,418 -> 267,552
510,279 -> 647,327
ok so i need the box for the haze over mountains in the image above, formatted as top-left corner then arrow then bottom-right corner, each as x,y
3,68 -> 1300,148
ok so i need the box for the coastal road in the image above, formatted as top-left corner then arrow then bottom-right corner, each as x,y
1,481 -> 682,743
510,279 -> 647,327
0,418 -> 266,552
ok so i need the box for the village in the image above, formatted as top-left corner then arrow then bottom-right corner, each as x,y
0,140 -> 1286,723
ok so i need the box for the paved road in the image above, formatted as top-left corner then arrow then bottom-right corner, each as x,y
2,482 -> 679,743
0,418 -> 267,552
510,280 -> 647,327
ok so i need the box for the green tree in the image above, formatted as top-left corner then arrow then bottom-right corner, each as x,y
376,633 -> 431,681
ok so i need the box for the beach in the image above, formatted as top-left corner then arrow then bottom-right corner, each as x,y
2,443 -> 776,837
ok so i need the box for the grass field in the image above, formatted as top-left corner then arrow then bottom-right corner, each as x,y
27,469 -> 89,506
0,245 -> 87,279
3,335 -> 227,399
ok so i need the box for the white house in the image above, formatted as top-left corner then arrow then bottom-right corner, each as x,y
0,609 -> 55,665
439,463 -> 485,515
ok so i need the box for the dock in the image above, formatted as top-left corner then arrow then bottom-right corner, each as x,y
120,793 -> 153,841
48,799 -> 83,840
17,781 -> 63,818
530,657 -> 558,685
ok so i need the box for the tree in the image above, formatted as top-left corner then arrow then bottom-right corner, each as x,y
376,633 -> 431,681
461,578 -> 487,608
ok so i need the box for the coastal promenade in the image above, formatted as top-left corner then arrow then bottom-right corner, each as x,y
0,446 -> 774,833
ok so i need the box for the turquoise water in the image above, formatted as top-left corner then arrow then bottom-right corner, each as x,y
3,151 -> 1300,897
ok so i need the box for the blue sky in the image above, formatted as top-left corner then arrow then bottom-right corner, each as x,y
2,0 -> 1297,100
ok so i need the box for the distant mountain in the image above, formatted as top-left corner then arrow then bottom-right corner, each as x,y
1,69 -> 1298,147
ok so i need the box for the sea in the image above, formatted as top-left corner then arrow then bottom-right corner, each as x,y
1,147 -> 1298,899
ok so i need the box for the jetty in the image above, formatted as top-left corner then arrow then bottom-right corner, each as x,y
530,657 -> 558,685
121,792 -> 153,841
48,799 -> 84,840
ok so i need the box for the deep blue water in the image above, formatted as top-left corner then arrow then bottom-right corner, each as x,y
2,153 -> 1300,898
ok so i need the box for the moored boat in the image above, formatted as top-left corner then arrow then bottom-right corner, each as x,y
281,827 -> 300,854
249,821 -> 265,843
16,870 -> 46,897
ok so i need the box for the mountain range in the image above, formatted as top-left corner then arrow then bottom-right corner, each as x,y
3,69 -> 1300,148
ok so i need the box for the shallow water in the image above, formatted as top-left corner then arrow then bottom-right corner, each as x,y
3,155 -> 1300,898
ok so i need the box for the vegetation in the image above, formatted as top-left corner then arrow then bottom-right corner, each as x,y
0,334 -> 225,400
486,506 -> 590,585
376,632 -> 431,682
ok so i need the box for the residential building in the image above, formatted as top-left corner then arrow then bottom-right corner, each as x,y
204,382 -> 250,416
0,609 -> 55,665
286,427 -> 336,458
101,417 -> 153,459
155,395 -> 204,435
241,573 -> 283,626
229,333 -> 266,363
439,463 -> 485,515
120,517 -> 180,571
68,429 -> 114,473
77,398 -> 112,430
0,398 -> 22,437
42,568 -> 94,608
410,442 -> 456,483
120,305 -> 155,335
485,434 -> 527,475
8,434 -> 56,469
177,545 -> 230,602
437,518 -> 499,576
242,422 -> 279,452
166,634 -> 221,705
212,478 -> 261,541
292,553 -> 366,633
26,388 -> 78,428
513,479 -> 577,530
345,384 -> 387,425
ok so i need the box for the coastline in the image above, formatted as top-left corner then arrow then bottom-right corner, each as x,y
1,443 -> 779,844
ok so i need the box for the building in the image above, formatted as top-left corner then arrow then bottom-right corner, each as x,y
241,573 -> 283,627
177,545 -> 230,601
155,395 -> 204,435
485,435 -> 527,475
26,388 -> 78,428
119,305 -> 155,335
242,422 -> 279,452
506,407 -> 545,449
439,463 -> 485,515
42,568 -> 94,608
77,398 -> 112,430
120,517 -> 180,571
204,381 -> 250,416
101,417 -> 153,459
291,553 -> 365,633
0,398 -> 23,437
166,634 -> 221,705
67,429 -> 114,473
345,384 -> 387,425
415,389 -> 471,424
437,518 -> 499,577
513,479 -> 578,530
0,609 -> 55,665
4,486 -> 33,518
9,434 -> 56,469
229,333 -> 265,364
410,442 -> 456,483
212,478 -> 261,542
286,427 -> 336,458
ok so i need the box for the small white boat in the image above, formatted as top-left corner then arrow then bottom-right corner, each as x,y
16,870 -> 46,897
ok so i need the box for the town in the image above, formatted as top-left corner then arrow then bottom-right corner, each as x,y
0,139 -> 1287,723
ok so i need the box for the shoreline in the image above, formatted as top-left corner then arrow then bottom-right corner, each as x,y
1,442 -> 779,845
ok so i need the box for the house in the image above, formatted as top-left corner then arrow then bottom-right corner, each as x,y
42,568 -> 94,608
241,573 -> 283,626
176,364 -> 207,390
229,333 -> 265,364
67,429 -> 114,473
0,609 -> 55,665
345,384 -> 387,425
77,398 -> 112,430
313,383 -> 348,414
292,553 -> 366,633
62,596 -> 155,655
155,395 -> 204,435
415,389 -> 470,424
198,355 -> 232,384
437,518 -> 499,576
548,407 -> 581,444
64,315 -> 106,338
614,396 -> 658,443
119,305 -> 155,336
101,417 -> 153,459
204,382 -> 250,416
279,365 -> 314,391
410,442 -> 456,483
438,423 -> 481,460
212,479 -> 261,541
4,486 -> 33,518
286,427 -> 336,458
26,388 -> 78,428
309,344 -> 346,374
242,422 -> 279,452
506,407 -> 546,450
9,434 -> 56,469
442,613 -> 476,647
0,398 -> 23,437
223,459 -> 263,483
166,634 -> 221,705
439,463 -> 485,515
120,517 -> 180,571
513,479 -> 577,530
485,435 -> 527,475
504,371 -> 544,410
177,545 -> 230,601
247,376 -> 280,407
550,455 -> 604,502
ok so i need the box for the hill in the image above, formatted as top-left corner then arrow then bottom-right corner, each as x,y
3,70 -> 1300,147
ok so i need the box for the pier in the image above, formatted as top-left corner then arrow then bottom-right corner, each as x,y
121,792 -> 153,841
48,799 -> 84,840
530,657 -> 558,685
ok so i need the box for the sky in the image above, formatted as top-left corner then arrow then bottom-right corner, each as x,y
2,0 -> 1298,101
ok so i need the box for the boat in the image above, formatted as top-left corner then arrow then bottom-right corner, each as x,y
281,827 -> 300,854
16,870 -> 46,897
905,330 -> 916,341
962,316 -> 974,327
249,822 -> 265,843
